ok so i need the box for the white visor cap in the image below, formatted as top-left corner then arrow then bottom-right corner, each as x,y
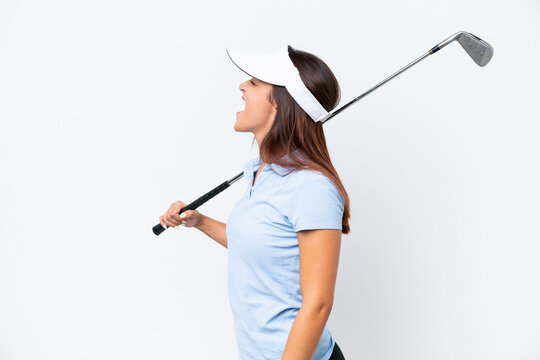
226,45 -> 329,123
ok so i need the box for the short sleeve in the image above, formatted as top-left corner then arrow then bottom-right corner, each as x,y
285,174 -> 345,232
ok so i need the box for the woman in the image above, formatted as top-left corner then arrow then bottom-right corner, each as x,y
159,44 -> 350,360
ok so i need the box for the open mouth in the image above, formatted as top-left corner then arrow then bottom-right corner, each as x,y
237,97 -> 245,115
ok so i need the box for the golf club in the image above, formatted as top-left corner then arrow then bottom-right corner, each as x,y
152,30 -> 494,236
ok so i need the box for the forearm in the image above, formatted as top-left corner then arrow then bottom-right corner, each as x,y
281,305 -> 331,360
195,214 -> 227,248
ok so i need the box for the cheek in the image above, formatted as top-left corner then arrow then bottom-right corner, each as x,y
250,98 -> 274,119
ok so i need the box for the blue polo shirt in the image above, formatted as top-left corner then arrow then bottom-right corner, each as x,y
226,153 -> 345,360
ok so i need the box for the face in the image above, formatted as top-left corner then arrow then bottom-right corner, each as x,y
235,77 -> 277,137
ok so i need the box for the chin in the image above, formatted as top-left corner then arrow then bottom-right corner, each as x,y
234,121 -> 245,132
234,115 -> 248,132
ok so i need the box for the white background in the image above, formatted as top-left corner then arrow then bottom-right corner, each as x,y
1,0 -> 539,359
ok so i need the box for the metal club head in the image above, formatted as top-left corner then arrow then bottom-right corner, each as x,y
438,31 -> 494,67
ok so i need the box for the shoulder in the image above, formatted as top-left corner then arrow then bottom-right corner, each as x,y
287,169 -> 342,200
281,169 -> 345,232
289,168 -> 334,186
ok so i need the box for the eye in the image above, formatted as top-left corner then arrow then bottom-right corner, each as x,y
250,79 -> 256,86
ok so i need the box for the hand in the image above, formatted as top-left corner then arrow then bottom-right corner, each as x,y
159,201 -> 202,230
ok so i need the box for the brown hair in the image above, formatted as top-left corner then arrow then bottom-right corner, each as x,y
256,45 -> 351,234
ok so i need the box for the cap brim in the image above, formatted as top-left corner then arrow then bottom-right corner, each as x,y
226,46 -> 288,86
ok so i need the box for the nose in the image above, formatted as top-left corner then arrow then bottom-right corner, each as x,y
238,80 -> 249,92
238,87 -> 246,100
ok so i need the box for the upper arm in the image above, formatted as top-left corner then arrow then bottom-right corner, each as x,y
297,228 -> 341,312
285,173 -> 344,310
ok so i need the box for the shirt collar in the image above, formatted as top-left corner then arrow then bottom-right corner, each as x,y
243,150 -> 303,182
243,156 -> 290,178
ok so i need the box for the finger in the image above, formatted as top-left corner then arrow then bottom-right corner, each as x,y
165,214 -> 180,227
172,210 -> 189,223
159,216 -> 168,229
162,216 -> 174,228
163,212 -> 179,227
171,211 -> 184,223
168,215 -> 181,225
170,206 -> 184,221
166,210 -> 181,226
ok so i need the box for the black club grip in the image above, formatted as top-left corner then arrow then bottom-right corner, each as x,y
152,180 -> 232,236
